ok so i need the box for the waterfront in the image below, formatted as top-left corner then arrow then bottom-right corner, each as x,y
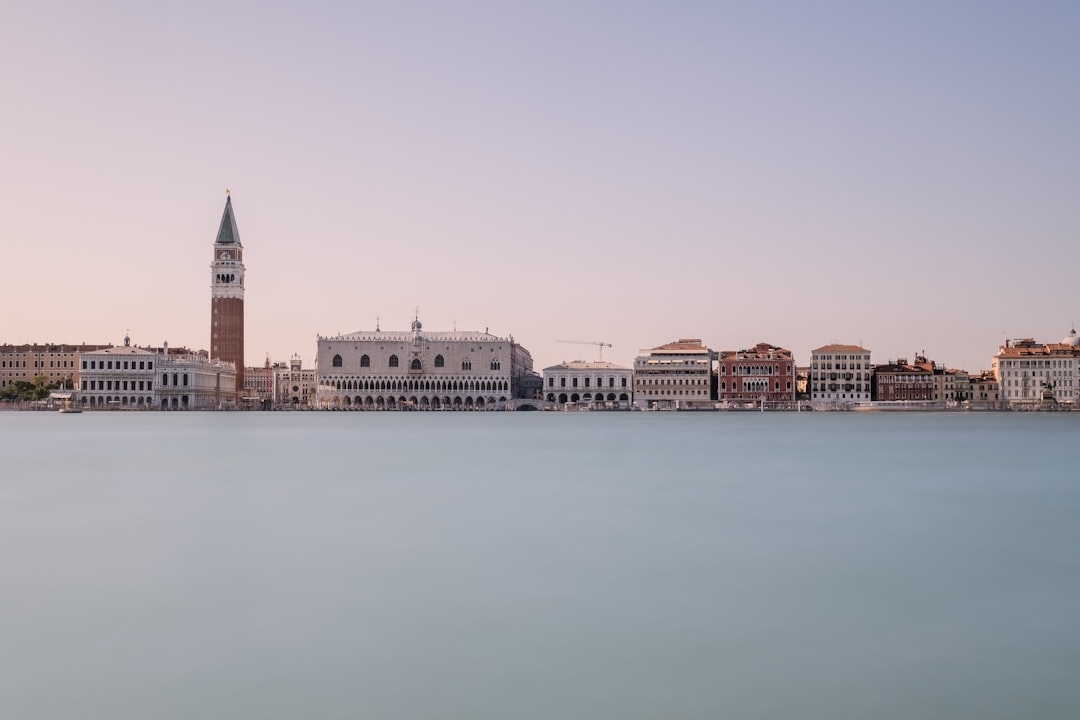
2,412 -> 1078,719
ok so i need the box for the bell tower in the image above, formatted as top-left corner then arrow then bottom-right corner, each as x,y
210,190 -> 245,401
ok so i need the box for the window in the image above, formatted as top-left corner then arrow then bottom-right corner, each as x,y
490,359 -> 500,371
560,377 -> 566,387
435,355 -> 445,368
389,355 -> 399,368
548,377 -> 554,387
332,354 -> 343,368
360,354 -> 370,367
462,359 -> 472,371
410,358 -> 421,371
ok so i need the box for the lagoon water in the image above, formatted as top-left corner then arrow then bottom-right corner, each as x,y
1,411 -> 1079,719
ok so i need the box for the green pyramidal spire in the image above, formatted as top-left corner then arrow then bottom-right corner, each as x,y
216,194 -> 241,245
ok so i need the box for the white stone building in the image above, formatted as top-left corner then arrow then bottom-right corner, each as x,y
543,361 -> 633,406
79,337 -> 236,410
79,341 -> 158,409
633,339 -> 713,409
810,344 -> 872,405
993,330 -> 1080,405
316,317 -> 538,410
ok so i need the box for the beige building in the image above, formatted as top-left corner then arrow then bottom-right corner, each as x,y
969,371 -> 1000,408
243,358 -> 276,406
810,344 -> 871,404
275,354 -> 317,407
633,339 -> 713,409
543,360 -> 633,407
316,317 -> 537,410
936,367 -> 971,404
1,343 -> 111,390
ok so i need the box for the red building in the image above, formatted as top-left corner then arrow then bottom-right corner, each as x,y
871,355 -> 936,401
210,193 -> 245,401
716,342 -> 795,405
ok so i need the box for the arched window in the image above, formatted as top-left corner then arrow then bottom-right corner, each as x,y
410,358 -> 421,371
389,355 -> 399,368
332,354 -> 343,367
360,354 -> 370,368
490,359 -> 500,371
435,355 -> 445,368
462,359 -> 472,371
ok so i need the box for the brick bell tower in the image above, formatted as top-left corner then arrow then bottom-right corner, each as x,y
210,190 -> 245,402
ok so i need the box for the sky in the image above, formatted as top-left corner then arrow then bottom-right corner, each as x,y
2,1 -> 1078,373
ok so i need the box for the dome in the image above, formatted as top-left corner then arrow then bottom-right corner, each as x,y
1062,328 -> 1080,347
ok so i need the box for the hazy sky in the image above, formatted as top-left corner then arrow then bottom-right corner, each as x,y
3,1 -> 1078,373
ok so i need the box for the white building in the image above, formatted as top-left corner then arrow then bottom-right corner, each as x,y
156,348 -> 238,410
993,330 -> 1080,405
316,317 -> 538,410
543,361 -> 633,407
633,339 -> 713,409
79,341 -> 158,409
810,344 -> 871,405
79,337 -> 236,410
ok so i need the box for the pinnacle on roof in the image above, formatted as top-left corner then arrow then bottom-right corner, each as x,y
215,194 -> 241,246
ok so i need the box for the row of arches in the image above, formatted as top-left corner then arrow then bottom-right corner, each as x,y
80,395 -> 189,409
326,377 -> 509,393
327,395 -> 508,410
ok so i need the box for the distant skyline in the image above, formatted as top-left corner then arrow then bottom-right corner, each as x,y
3,2 -> 1078,373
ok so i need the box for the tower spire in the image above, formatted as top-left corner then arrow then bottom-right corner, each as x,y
216,193 -> 241,246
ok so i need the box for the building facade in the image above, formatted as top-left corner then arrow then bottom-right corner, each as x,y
275,354 -> 317,407
210,193 -> 245,402
810,344 -> 871,404
968,371 -> 1000,408
716,342 -> 796,405
243,358 -> 276,407
542,361 -> 633,406
936,367 -> 971,404
1,343 -> 111,390
156,349 -> 238,410
871,356 -> 936,402
79,341 -> 158,409
316,318 -> 537,409
80,338 -> 236,410
993,331 -> 1080,406
633,339 -> 713,409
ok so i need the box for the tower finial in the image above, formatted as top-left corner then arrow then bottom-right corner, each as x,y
226,187 -> 231,197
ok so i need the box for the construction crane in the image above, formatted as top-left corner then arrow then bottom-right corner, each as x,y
556,339 -> 613,361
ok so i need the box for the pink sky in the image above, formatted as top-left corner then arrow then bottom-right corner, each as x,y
3,2 -> 1078,373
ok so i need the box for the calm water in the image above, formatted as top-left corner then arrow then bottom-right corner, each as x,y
1,411 -> 1078,719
